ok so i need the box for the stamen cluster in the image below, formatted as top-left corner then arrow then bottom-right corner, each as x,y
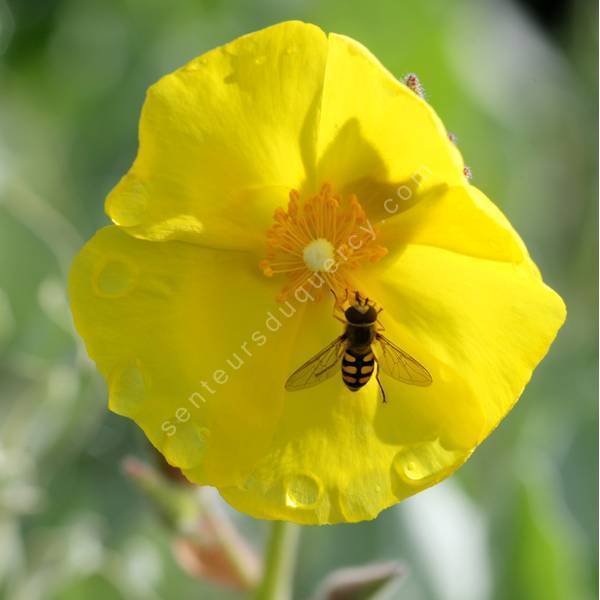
260,185 -> 388,301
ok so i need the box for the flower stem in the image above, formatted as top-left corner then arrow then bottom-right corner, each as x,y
254,521 -> 300,600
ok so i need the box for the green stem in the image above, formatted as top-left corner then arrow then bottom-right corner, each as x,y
254,521 -> 300,600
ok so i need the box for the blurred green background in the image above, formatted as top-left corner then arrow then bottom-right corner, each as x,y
0,0 -> 597,599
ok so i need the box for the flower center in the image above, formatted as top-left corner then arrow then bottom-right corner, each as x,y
260,184 -> 388,302
302,238 -> 335,272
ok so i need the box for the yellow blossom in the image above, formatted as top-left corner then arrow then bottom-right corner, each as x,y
69,21 -> 566,524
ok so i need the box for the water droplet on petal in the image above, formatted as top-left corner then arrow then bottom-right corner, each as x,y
109,363 -> 145,416
95,259 -> 135,298
109,178 -> 148,228
254,55 -> 266,65
285,473 -> 322,509
392,438 -> 468,488
405,461 -> 417,475
163,423 -> 210,470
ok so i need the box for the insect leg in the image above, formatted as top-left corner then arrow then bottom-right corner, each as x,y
375,360 -> 387,403
329,289 -> 347,323
332,307 -> 346,324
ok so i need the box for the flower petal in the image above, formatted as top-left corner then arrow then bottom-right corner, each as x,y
220,373 -> 481,524
367,244 -> 566,432
220,242 -> 564,525
106,21 -> 328,249
379,184 -> 532,264
219,296 -> 485,525
314,33 -> 464,204
69,226 -> 301,486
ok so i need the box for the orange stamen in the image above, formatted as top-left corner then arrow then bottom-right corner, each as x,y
260,185 -> 388,302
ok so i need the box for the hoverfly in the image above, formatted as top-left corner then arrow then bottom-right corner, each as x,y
285,291 -> 432,402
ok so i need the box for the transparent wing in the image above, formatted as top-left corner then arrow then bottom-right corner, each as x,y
375,334 -> 433,386
285,336 -> 347,391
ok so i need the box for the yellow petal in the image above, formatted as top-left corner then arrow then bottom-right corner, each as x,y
106,21 -> 328,249
220,244 -> 564,524
380,184 -> 532,265
220,371 -> 481,524
107,23 -> 465,250
69,226 -> 300,486
219,295 -> 482,525
367,244 -> 565,431
314,33 -> 464,204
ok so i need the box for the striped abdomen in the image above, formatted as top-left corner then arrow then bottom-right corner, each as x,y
341,348 -> 375,392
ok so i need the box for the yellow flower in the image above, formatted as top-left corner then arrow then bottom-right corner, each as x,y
69,21 -> 566,524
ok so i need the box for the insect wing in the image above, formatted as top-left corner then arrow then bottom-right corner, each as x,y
285,336 -> 347,391
375,334 -> 432,386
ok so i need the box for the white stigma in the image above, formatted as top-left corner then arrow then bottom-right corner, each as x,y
303,238 -> 335,272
